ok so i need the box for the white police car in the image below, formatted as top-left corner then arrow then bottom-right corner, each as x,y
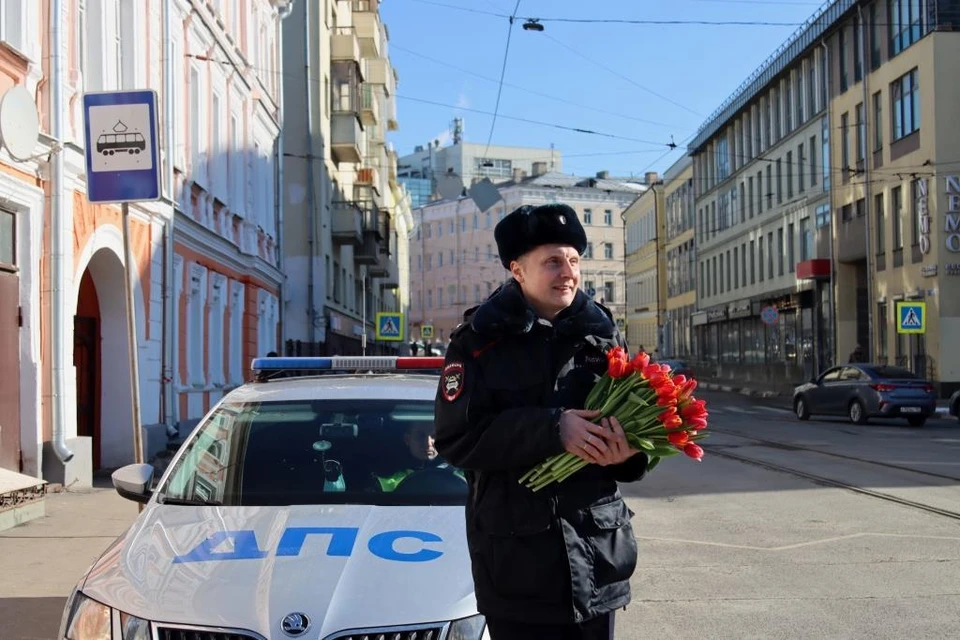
59,356 -> 488,640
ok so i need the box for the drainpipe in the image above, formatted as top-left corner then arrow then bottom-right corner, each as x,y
275,2 -> 294,352
161,0 -> 178,436
302,0 -> 318,348
50,0 -> 73,463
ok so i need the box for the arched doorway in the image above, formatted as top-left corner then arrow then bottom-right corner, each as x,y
73,248 -> 134,470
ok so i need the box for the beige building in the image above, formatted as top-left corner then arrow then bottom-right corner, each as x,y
623,175 -> 664,353
662,157 -> 697,358
282,0 -> 413,356
828,0 -> 960,397
408,171 -> 645,346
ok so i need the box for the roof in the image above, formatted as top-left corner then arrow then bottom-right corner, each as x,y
222,375 -> 441,404
688,0 -> 856,152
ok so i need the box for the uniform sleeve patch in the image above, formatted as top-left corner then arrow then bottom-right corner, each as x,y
441,362 -> 465,402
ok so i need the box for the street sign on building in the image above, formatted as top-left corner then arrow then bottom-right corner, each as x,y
82,90 -> 161,203
420,324 -> 434,339
896,301 -> 926,334
376,312 -> 404,341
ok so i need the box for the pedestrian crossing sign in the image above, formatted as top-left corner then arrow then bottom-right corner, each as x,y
896,301 -> 926,334
376,312 -> 404,341
420,324 -> 434,339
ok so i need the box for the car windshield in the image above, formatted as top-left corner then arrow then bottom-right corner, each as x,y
157,398 -> 467,507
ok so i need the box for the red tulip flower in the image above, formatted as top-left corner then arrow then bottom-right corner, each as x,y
683,443 -> 704,461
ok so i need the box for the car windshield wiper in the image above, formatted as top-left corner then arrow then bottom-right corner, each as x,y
158,495 -> 223,506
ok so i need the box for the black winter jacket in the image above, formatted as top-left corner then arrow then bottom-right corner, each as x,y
434,279 -> 648,624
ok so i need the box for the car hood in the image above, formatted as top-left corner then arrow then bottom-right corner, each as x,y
80,503 -> 476,637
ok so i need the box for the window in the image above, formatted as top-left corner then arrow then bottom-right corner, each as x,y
726,250 -> 731,291
911,179 -> 926,247
870,3 -> 881,69
816,204 -> 831,228
875,193 -> 886,253
188,265 -> 207,387
0,209 -> 13,266
583,209 -> 592,224
890,0 -> 924,56
767,232 -> 774,279
821,117 -> 831,191
854,13 -> 863,83
190,67 -> 203,173
750,239 -> 756,284
758,171 -> 763,213
810,135 -> 818,186
873,91 -> 883,151
892,185 -> 903,249
788,223 -> 795,272
786,152 -> 793,199
776,159 -> 783,204
841,112 -> 850,170
877,303 -> 888,359
584,242 -> 594,259
839,25 -> 848,92
800,217 -> 812,261
758,240 -> 764,282
741,242 -> 747,285
603,281 -> 615,303
798,144 -> 805,193
856,103 -> 866,163
604,243 -> 614,259
604,209 -> 613,225
808,56 -> 817,116
733,247 -> 739,289
766,165 -> 772,208
748,177 -> 754,218
892,68 -> 920,140
209,274 -> 227,387
158,398 -> 467,507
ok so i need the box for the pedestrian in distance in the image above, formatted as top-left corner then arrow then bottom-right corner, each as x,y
849,343 -> 865,363
434,202 -> 649,640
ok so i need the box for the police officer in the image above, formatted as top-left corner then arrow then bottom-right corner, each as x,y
434,203 -> 649,640
372,421 -> 464,492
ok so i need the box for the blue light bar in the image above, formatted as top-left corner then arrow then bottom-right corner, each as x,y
251,357 -> 333,371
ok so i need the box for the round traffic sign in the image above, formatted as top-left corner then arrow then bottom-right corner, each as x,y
761,305 -> 779,326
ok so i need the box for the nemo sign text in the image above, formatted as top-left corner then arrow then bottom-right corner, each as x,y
946,176 -> 960,253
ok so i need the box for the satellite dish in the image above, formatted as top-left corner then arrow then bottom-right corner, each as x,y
436,173 -> 464,200
0,86 -> 39,161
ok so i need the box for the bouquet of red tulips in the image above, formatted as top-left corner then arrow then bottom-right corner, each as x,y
519,347 -> 709,491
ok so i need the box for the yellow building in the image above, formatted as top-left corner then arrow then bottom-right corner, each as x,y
624,173 -> 666,354
662,157 -> 696,358
828,2 -> 960,396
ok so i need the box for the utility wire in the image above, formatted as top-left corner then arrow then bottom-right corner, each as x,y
389,43 -> 683,129
483,0 -> 523,160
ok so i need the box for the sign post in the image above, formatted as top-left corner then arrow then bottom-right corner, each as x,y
83,90 -> 161,471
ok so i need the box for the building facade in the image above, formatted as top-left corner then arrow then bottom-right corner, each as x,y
828,0 -> 960,396
397,136 -> 564,199
687,0 -> 960,396
281,0 -> 413,358
662,156 -> 697,359
408,171 -> 643,345
0,0 -> 289,486
689,2 -> 835,387
623,175 -> 663,353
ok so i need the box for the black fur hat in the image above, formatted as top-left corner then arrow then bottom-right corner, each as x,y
494,203 -> 588,269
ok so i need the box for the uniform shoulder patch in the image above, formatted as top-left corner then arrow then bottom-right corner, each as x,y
441,362 -> 465,402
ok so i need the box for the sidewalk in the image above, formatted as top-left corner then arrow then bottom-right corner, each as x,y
0,474 -> 139,639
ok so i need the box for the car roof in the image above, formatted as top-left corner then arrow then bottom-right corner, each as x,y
221,374 -> 441,404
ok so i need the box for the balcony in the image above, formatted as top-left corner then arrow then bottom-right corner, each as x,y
331,201 -> 363,246
364,58 -> 394,95
355,204 -> 385,266
331,113 -> 363,164
836,216 -> 868,263
355,166 -> 381,196
353,11 -> 383,59
378,256 -> 399,288
361,84 -> 380,127
331,27 -> 362,64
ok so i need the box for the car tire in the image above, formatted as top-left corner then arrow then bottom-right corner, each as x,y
849,399 -> 868,425
794,397 -> 811,421
906,416 -> 926,427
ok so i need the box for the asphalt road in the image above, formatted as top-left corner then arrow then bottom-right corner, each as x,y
616,390 -> 960,639
2,389 -> 958,639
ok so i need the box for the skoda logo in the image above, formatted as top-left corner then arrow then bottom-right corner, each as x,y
281,612 -> 311,637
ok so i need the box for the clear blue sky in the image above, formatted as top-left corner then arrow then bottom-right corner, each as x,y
379,0 -> 827,179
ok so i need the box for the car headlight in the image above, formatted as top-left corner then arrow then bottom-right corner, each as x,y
447,614 -> 487,640
61,592 -> 151,640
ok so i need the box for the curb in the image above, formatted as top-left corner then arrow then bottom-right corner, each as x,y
701,381 -> 783,398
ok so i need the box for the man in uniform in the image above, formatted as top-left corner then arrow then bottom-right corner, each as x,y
373,420 -> 464,492
434,203 -> 649,640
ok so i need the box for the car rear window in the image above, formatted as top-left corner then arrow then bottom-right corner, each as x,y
864,366 -> 918,380
157,399 -> 467,507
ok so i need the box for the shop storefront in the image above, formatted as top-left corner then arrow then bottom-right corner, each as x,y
693,286 -> 828,387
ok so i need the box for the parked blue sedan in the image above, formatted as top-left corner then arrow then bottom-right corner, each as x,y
793,364 -> 937,426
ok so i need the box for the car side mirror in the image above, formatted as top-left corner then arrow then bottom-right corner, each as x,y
112,463 -> 155,504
